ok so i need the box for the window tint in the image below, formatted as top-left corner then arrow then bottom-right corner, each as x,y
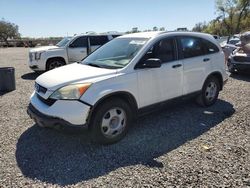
139,38 -> 175,64
202,39 -> 219,54
90,36 -> 109,46
112,35 -> 120,39
71,36 -> 87,48
154,38 -> 175,62
180,37 -> 204,58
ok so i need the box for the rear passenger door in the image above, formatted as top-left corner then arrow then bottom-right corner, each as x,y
177,36 -> 213,95
89,36 -> 109,53
67,36 -> 88,63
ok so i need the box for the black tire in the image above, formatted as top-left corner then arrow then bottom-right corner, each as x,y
46,58 -> 65,71
90,98 -> 132,144
196,76 -> 220,107
228,64 -> 236,74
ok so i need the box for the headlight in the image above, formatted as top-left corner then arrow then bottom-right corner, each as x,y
49,83 -> 92,100
35,51 -> 45,60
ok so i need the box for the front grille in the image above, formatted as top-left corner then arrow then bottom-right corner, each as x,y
37,93 -> 56,106
233,56 -> 250,62
35,82 -> 47,94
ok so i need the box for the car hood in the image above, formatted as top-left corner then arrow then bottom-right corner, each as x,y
29,46 -> 60,52
36,63 -> 118,91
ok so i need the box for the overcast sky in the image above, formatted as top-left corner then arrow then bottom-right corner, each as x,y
0,0 -> 216,38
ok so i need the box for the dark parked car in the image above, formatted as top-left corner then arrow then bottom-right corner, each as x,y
228,51 -> 250,73
227,32 -> 250,74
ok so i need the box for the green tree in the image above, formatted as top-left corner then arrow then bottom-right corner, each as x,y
153,26 -> 158,31
0,19 -> 20,46
159,27 -> 165,31
192,22 -> 208,32
216,0 -> 250,34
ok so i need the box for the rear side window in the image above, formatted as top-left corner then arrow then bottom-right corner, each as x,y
71,36 -> 87,48
202,39 -> 219,54
90,36 -> 109,46
179,37 -> 204,58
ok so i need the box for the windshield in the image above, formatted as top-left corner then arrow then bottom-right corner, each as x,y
82,38 -> 148,69
228,39 -> 240,45
56,37 -> 72,47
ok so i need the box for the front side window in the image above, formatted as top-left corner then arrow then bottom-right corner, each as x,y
179,37 -> 204,58
112,35 -> 121,39
71,36 -> 88,48
139,38 -> 176,64
90,36 -> 109,46
82,38 -> 148,69
153,38 -> 175,63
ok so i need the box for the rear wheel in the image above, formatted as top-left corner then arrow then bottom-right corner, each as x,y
90,98 -> 132,144
196,76 -> 220,107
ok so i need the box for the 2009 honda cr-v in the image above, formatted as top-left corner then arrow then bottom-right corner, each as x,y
27,31 -> 228,144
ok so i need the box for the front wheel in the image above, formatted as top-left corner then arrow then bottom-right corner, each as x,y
90,98 -> 132,144
196,76 -> 220,107
46,59 -> 65,71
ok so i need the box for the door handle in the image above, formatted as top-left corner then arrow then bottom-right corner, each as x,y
172,64 -> 182,68
203,58 -> 210,62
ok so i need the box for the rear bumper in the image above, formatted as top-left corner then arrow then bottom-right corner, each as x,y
27,103 -> 88,129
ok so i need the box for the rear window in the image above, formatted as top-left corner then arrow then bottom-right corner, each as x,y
202,39 -> 219,54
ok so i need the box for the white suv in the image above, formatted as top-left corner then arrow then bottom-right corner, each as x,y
28,34 -> 120,71
27,31 -> 228,144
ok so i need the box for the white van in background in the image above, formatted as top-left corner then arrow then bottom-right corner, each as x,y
28,34 -> 120,72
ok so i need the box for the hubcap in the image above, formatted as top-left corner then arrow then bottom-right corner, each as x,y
49,61 -> 62,70
101,108 -> 126,138
205,82 -> 217,101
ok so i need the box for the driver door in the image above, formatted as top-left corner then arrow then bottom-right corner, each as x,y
136,37 -> 183,108
67,36 -> 88,63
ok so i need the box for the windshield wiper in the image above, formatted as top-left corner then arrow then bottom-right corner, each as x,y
87,63 -> 102,68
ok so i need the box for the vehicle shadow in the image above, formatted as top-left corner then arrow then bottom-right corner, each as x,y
230,73 -> 250,82
0,91 -> 7,96
0,90 -> 15,96
16,99 -> 235,186
21,72 -> 42,80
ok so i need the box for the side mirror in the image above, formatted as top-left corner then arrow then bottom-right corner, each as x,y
136,58 -> 162,69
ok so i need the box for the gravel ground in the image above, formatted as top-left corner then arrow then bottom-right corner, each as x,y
0,48 -> 249,187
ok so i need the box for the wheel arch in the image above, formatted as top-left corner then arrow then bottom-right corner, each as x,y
86,91 -> 138,126
46,57 -> 66,70
205,71 -> 223,90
